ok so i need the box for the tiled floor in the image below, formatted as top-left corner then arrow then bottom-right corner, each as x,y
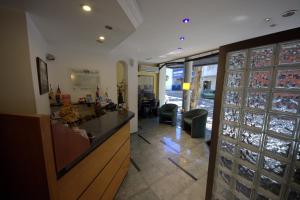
116,116 -> 210,200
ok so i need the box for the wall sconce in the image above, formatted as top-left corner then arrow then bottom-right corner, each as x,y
183,82 -> 191,90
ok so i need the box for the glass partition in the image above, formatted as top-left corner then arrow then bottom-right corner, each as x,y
213,41 -> 300,200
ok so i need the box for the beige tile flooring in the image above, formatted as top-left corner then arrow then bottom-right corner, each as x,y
116,117 -> 210,200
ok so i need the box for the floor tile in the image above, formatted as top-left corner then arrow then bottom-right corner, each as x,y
150,169 -> 195,200
128,188 -> 160,200
115,169 -> 148,200
116,117 -> 210,200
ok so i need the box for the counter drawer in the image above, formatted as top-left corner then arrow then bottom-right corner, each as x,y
58,123 -> 130,200
79,139 -> 130,200
100,155 -> 130,200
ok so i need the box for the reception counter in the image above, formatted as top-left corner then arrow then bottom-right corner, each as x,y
0,110 -> 134,200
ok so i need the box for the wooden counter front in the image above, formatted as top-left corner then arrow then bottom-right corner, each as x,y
0,112 -> 133,200
58,123 -> 130,199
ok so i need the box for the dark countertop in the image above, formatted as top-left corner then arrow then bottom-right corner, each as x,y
57,110 -> 134,179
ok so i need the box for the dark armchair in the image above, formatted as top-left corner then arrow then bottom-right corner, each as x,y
158,103 -> 178,126
182,109 -> 208,138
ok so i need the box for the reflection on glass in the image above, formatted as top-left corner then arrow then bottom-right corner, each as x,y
224,108 -> 240,123
215,184 -> 233,200
236,180 -> 252,198
220,140 -> 235,155
272,92 -> 300,114
293,168 -> 300,185
250,46 -> 273,68
275,69 -> 300,89
240,147 -> 258,165
219,170 -> 231,185
265,136 -> 291,157
228,51 -> 247,70
240,129 -> 261,147
244,112 -> 264,129
256,193 -> 270,200
297,145 -> 300,161
220,155 -> 233,170
225,90 -> 242,106
260,175 -> 281,195
246,91 -> 268,109
249,71 -> 272,88
227,71 -> 243,88
288,188 -> 300,200
268,115 -> 296,137
263,156 -> 287,177
279,41 -> 300,65
237,164 -> 255,181
222,124 -> 239,139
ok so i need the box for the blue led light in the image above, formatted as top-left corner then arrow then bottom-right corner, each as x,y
182,18 -> 190,23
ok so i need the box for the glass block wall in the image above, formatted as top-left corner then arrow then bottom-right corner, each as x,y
212,40 -> 300,200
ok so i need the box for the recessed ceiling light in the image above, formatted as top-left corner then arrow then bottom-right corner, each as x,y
182,18 -> 190,24
270,24 -> 277,27
179,36 -> 185,41
98,36 -> 105,41
96,36 -> 105,43
281,9 -> 297,17
264,18 -> 271,22
81,4 -> 92,12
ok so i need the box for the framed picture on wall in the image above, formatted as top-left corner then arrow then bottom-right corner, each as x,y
138,75 -> 154,93
36,57 -> 49,95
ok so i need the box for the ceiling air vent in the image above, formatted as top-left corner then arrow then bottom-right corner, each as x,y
281,10 -> 297,17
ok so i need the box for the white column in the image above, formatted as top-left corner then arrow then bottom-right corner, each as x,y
183,59 -> 193,112
158,66 -> 166,106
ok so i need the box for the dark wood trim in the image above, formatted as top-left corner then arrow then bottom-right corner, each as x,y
205,26 -> 300,200
205,47 -> 226,200
185,52 -> 219,63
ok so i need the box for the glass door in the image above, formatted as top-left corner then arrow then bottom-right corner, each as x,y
212,40 -> 300,200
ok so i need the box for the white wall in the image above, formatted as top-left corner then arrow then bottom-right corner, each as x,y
26,13 -> 50,115
126,59 -> 138,133
159,66 -> 166,106
47,49 -> 138,133
47,49 -> 118,104
0,7 -> 37,114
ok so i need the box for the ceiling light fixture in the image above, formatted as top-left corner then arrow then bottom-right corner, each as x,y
264,18 -> 271,22
281,9 -> 297,17
98,36 -> 105,41
182,18 -> 190,24
270,24 -> 277,27
96,36 -> 105,43
178,47 -> 183,50
81,4 -> 92,12
179,36 -> 185,41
